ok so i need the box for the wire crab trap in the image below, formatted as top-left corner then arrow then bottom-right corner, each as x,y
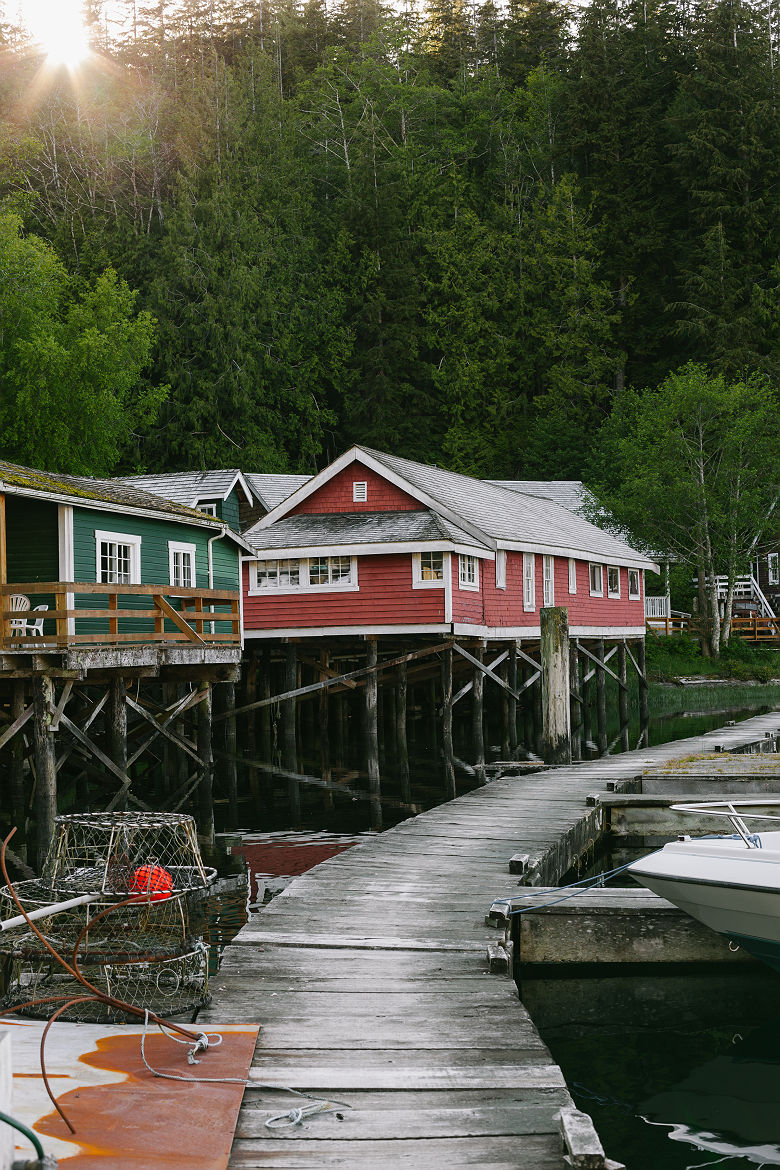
0,812 -> 215,1021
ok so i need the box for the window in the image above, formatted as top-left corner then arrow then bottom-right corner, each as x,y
568,558 -> 577,594
523,553 -> 535,611
543,555 -> 555,607
495,549 -> 507,590
353,481 -> 368,502
197,502 -> 218,517
769,554 -> 780,587
413,552 -> 445,587
607,565 -> 621,598
628,569 -> 641,599
249,556 -> 357,593
96,530 -> 141,585
459,554 -> 479,590
169,541 -> 196,588
589,563 -> 603,596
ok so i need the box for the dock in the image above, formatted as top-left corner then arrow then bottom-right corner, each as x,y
201,710 -> 780,1169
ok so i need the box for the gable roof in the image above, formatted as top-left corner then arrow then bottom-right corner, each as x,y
115,469 -> 253,509
488,480 -> 592,516
0,458 -> 249,545
245,472 -> 312,512
245,510 -> 486,558
250,446 -> 658,570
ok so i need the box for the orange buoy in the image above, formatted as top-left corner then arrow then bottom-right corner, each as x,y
128,863 -> 173,902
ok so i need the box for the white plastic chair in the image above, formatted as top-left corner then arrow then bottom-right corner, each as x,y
26,604 -> 48,636
8,594 -> 30,634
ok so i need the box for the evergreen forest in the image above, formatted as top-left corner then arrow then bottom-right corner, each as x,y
0,0 -> 778,484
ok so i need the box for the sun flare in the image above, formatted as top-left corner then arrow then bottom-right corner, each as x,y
20,0 -> 91,67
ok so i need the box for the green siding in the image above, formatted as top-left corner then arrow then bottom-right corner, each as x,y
6,498 -> 59,582
219,493 -> 241,533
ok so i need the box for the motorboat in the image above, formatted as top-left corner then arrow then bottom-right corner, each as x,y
628,800 -> 780,972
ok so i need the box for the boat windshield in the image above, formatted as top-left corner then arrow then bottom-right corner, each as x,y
671,800 -> 780,849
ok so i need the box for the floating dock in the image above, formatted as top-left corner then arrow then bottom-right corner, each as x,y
201,711 -> 780,1169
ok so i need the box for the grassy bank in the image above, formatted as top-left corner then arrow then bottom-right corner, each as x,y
646,633 -> 780,684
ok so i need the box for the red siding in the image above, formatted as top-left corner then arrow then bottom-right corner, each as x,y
451,555 -> 485,625
290,466 -> 422,515
243,554 -> 446,630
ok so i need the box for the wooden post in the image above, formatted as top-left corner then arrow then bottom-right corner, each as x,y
10,682 -> 27,860
500,657 -> 510,760
618,641 -> 630,753
569,642 -> 581,762
260,645 -> 272,762
472,640 -> 486,783
197,683 -> 215,844
223,681 -> 239,824
108,676 -> 128,810
366,639 -> 382,830
637,639 -> 650,746
283,642 -> 300,823
594,639 -> 608,756
508,642 -> 518,757
442,646 -> 456,800
397,659 -> 411,805
244,653 -> 260,801
523,664 -> 535,754
32,676 -> 57,872
582,648 -> 592,758
540,607 -> 572,765
319,649 -> 333,811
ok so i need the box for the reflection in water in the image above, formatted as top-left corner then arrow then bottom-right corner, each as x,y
523,969 -> 780,1169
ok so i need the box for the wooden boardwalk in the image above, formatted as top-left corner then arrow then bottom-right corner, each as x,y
201,710 -> 780,1169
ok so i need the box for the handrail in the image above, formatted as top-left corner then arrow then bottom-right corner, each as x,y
671,799 -> 780,848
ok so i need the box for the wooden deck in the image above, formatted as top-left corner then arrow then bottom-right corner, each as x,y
201,710 -> 780,1169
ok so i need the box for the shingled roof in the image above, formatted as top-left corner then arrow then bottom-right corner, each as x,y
245,510 -> 484,556
245,473 -> 312,512
115,469 -> 252,508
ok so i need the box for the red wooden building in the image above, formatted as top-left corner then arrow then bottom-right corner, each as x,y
242,447 -> 657,642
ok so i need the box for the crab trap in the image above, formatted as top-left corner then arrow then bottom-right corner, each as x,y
0,811 -> 215,1022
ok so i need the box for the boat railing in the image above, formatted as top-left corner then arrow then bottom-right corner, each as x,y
671,799 -> 780,848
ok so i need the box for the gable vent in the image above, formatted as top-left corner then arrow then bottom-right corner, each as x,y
353,481 -> 368,502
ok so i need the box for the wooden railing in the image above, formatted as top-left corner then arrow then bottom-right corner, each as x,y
0,582 -> 241,650
647,614 -> 780,643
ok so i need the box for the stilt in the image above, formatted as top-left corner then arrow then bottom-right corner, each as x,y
283,642 -> 300,823
223,681 -> 239,824
108,675 -> 128,810
508,642 -> 518,757
10,682 -> 27,859
594,639 -> 608,757
366,639 -> 382,830
196,683 -> 215,844
319,650 -> 333,812
32,675 -> 57,872
244,653 -> 260,802
501,656 -> 510,760
582,649 -> 592,758
637,639 -> 650,746
442,647 -> 456,800
569,642 -> 581,762
523,665 -> 535,755
618,642 -> 630,753
541,607 -> 572,765
397,659 -> 411,805
472,641 -> 486,783
260,645 -> 272,762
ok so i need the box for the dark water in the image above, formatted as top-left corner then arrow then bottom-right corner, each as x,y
522,968 -> 780,1169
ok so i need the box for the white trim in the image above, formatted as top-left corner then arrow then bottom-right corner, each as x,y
244,624 -> 451,639
246,539 -> 492,561
523,553 -> 535,611
95,529 -> 142,585
353,480 -> 368,502
498,537 -> 657,571
607,564 -> 621,598
543,554 -> 555,607
568,558 -> 577,594
247,555 -> 359,596
589,563 -> 603,597
444,552 -> 453,623
628,568 -> 641,599
58,505 -> 75,637
412,551 -> 446,588
243,621 -> 648,640
196,502 -> 218,517
495,549 -> 506,590
169,540 -> 197,588
769,553 -> 780,587
458,554 -> 479,591
453,622 -> 647,639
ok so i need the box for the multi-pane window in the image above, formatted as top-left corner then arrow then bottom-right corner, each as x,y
543,556 -> 555,607
252,556 -> 356,591
420,552 -> 444,580
769,554 -> 780,587
256,559 -> 302,588
607,565 -> 621,598
459,554 -> 479,590
589,563 -> 603,596
523,553 -> 535,611
628,569 -> 641,599
568,558 -> 577,594
310,556 -> 353,585
96,531 -> 141,585
169,543 -> 196,588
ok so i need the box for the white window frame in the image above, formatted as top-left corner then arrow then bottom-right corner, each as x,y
589,563 -> 603,597
353,481 -> 368,502
769,553 -> 780,587
458,554 -> 479,591
248,556 -> 358,595
523,553 -> 535,611
543,555 -> 555,607
568,558 -> 577,594
607,565 -> 621,598
412,551 -> 445,588
197,502 -> 218,517
495,549 -> 507,590
95,530 -> 142,585
169,541 -> 197,588
628,568 -> 641,599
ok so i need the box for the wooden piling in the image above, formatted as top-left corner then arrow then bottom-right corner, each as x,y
32,675 -> 57,872
244,653 -> 260,801
108,676 -> 128,810
366,639 -> 382,830
508,642 -> 518,757
594,639 -> 608,757
618,642 -> 630,753
472,641 -> 486,782
442,646 -> 456,800
260,645 -> 272,762
283,642 -> 300,823
10,682 -> 27,859
397,659 -> 411,804
223,681 -> 239,824
540,608 -> 572,765
637,639 -> 650,746
319,650 -> 333,811
196,682 -> 215,844
569,643 -> 581,762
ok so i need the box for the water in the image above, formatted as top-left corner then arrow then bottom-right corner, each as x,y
522,968 -> 780,1169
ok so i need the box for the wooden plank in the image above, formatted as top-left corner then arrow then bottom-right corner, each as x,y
154,593 -> 206,644
228,1134 -> 565,1168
